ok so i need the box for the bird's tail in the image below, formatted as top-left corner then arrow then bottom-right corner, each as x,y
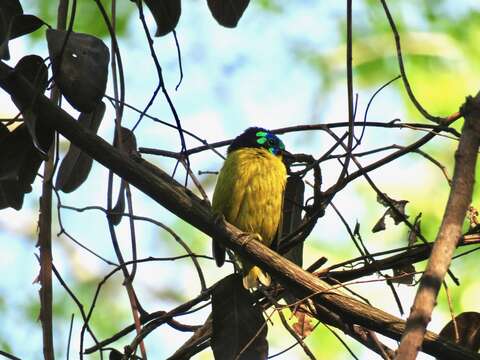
243,266 -> 271,289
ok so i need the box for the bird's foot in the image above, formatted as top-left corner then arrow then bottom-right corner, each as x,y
238,232 -> 262,247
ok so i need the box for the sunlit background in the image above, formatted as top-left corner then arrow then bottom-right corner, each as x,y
1,0 -> 480,359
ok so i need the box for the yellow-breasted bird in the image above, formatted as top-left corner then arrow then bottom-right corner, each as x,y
212,127 -> 287,289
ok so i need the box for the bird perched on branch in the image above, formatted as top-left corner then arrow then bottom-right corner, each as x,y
212,127 -> 287,289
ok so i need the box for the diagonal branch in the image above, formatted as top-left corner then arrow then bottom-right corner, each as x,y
396,93 -> 480,359
0,61 -> 479,360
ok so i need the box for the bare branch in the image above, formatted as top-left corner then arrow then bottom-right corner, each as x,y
396,93 -> 480,359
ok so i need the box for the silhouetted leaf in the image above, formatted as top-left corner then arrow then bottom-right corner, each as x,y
15,55 -> 48,91
109,127 -> 138,225
109,349 -> 123,360
372,193 -> 409,232
372,214 -> 386,233
113,126 -> 138,155
437,312 -> 480,360
278,175 -> 304,266
46,29 -> 109,112
143,0 -> 181,37
207,0 -> 250,28
0,122 -> 53,210
0,1 -> 44,59
13,55 -> 49,155
56,101 -> 106,193
212,274 -> 268,360
392,263 -> 415,285
10,14 -> 45,40
0,0 -> 22,59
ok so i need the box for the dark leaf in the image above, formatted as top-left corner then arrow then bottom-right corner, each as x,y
377,192 -> 409,224
113,126 -> 138,155
0,122 -> 53,210
278,175 -> 305,267
207,0 -> 250,28
46,29 -> 109,112
109,349 -> 123,360
55,101 -> 106,193
13,55 -> 49,155
407,213 -> 422,246
372,212 -> 386,233
0,0 -> 23,60
354,220 -> 360,236
14,55 -> 48,92
438,312 -> 480,359
372,193 -> 409,232
110,180 -> 126,225
109,127 -> 138,224
212,274 -> 268,360
144,0 -> 181,37
392,263 -> 415,285
10,14 -> 45,39
278,176 -> 305,308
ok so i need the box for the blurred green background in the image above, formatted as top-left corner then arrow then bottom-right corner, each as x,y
1,0 -> 479,359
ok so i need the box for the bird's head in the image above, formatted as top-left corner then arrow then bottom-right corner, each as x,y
228,127 -> 286,156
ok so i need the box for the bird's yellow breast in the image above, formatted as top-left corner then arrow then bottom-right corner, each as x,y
212,147 -> 287,245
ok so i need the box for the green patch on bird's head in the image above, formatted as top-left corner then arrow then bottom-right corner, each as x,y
228,127 -> 286,155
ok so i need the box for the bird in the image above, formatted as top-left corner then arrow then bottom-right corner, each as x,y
211,127 -> 287,289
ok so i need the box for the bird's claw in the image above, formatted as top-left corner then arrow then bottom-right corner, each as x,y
239,232 -> 262,247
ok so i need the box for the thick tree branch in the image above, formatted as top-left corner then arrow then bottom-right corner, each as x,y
396,93 -> 480,359
0,62 -> 479,360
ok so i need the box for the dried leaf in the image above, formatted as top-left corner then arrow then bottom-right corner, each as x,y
392,264 -> 415,285
292,308 -> 315,338
212,274 -> 268,360
373,193 -> 409,232
372,212 -> 386,233
207,0 -> 250,28
467,206 -> 479,230
56,102 -> 106,193
143,0 -> 181,37
437,312 -> 480,360
46,29 -> 109,112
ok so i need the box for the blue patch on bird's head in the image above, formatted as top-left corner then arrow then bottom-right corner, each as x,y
255,130 -> 285,155
228,127 -> 286,155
